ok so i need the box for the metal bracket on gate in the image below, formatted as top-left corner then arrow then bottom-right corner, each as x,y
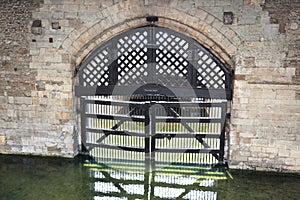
226,113 -> 231,119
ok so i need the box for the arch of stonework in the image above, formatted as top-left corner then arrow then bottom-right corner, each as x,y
59,1 -> 242,70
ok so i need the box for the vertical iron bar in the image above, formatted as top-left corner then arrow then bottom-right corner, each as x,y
227,100 -> 232,163
109,40 -> 118,85
144,103 -> 151,171
80,97 -> 88,152
219,102 -> 227,164
147,25 -> 156,83
150,103 -> 156,163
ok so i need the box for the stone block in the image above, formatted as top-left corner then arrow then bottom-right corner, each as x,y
45,141 -> 58,148
276,90 -> 295,100
278,149 -> 290,157
65,11 -> 79,19
263,24 -> 279,40
263,147 -> 278,154
257,152 -> 269,158
47,146 -> 62,153
285,158 -> 296,166
57,98 -> 72,106
290,150 -> 300,159
194,9 -> 208,21
63,4 -> 80,13
215,0 -> 232,6
11,145 -> 22,152
205,14 -> 215,25
232,155 -> 248,162
13,97 -> 32,105
251,138 -> 269,145
248,157 -> 263,163
0,135 -> 6,145
84,0 -> 100,5
0,97 -> 7,104
250,146 -> 263,153
22,145 -> 35,153
240,130 -> 257,138
238,14 -> 257,25
64,134 -> 73,144
239,150 -> 251,157
55,112 -> 72,120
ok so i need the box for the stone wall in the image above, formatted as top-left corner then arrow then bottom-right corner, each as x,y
230,0 -> 300,171
0,0 -> 299,171
0,0 -> 76,157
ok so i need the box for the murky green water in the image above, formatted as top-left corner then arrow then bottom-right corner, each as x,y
0,154 -> 300,200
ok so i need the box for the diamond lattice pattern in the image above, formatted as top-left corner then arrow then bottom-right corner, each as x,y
83,49 -> 109,86
117,31 -> 148,85
196,50 -> 225,89
81,27 -> 228,90
155,31 -> 190,87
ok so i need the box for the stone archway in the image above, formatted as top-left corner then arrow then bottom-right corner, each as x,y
56,2 -> 242,162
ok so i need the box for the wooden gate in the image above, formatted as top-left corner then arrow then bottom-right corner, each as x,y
75,24 -> 232,166
81,97 -> 227,165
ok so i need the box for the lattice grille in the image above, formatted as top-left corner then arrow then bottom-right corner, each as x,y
79,26 -> 231,93
117,31 -> 148,85
155,31 -> 190,87
196,50 -> 225,89
83,49 -> 109,86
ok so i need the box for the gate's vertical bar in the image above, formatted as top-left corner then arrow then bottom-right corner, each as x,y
227,100 -> 233,164
219,102 -> 227,164
187,43 -> 198,88
146,24 -> 157,83
80,97 -> 88,153
144,103 -> 151,171
150,103 -> 156,163
109,38 -> 118,86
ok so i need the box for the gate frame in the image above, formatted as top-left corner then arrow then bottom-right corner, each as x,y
75,25 -> 233,166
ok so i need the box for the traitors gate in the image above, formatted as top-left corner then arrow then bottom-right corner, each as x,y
75,24 -> 233,166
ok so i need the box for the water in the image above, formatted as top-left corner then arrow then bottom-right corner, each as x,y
0,154 -> 300,200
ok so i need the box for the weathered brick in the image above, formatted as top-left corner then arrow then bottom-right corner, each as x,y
55,112 -> 73,120
276,90 -> 295,100
22,145 -> 36,153
278,149 -> 290,157
57,98 -> 72,106
0,135 -> 6,145
14,97 -> 33,105
285,158 -> 296,166
194,9 -> 208,21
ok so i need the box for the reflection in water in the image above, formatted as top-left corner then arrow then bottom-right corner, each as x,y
85,158 -> 227,200
1,154 -> 299,200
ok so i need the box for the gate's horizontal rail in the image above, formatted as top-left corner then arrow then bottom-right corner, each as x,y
86,143 -> 220,154
85,98 -> 147,108
155,148 -> 220,154
87,143 -> 145,152
155,118 -> 223,123
154,133 -> 220,138
85,114 -> 222,123
85,113 -> 146,122
76,85 -> 232,99
154,102 -> 226,108
86,128 -> 220,138
86,128 -> 148,137
84,98 -> 225,108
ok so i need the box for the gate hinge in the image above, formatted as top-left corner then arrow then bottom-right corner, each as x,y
74,67 -> 79,77
226,113 -> 231,119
